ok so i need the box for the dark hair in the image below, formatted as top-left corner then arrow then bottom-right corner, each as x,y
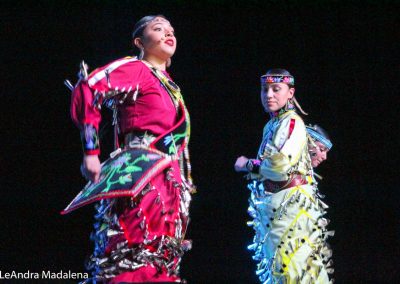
265,68 -> 294,87
132,14 -> 167,39
265,68 -> 292,76
310,124 -> 330,140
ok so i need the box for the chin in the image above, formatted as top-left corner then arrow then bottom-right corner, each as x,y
263,105 -> 274,112
162,53 -> 174,62
163,47 -> 176,56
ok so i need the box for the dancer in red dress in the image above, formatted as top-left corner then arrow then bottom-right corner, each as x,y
65,15 -> 195,283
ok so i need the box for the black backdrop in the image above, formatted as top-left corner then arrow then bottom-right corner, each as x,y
1,1 -> 399,283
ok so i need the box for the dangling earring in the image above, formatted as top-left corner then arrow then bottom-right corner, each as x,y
138,48 -> 144,60
285,98 -> 295,111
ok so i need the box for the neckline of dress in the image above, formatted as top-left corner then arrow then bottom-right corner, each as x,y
140,59 -> 167,72
270,109 -> 295,119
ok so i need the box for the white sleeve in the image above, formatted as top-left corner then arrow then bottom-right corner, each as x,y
259,115 -> 307,181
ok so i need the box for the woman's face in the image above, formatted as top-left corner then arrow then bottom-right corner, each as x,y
139,17 -> 176,61
309,141 -> 329,168
260,83 -> 295,113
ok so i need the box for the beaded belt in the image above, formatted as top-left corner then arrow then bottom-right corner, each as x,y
263,174 -> 308,193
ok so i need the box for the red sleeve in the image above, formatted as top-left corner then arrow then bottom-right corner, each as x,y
70,57 -> 143,155
70,57 -> 140,131
70,80 -> 101,155
70,80 -> 102,131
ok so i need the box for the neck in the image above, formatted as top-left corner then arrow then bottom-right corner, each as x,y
142,55 -> 167,71
269,108 -> 290,118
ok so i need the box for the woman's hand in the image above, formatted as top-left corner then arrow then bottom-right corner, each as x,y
234,156 -> 249,172
81,154 -> 101,183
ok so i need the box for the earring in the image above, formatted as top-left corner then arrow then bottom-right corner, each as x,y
138,48 -> 144,60
285,98 -> 295,111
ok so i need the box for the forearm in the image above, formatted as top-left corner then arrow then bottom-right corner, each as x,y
71,81 -> 102,155
259,153 -> 292,181
81,124 -> 100,155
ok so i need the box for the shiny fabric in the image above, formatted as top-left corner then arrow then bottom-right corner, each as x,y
71,57 -> 177,155
71,57 -> 191,283
247,110 -> 333,283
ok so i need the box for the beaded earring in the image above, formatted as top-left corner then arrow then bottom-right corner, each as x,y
285,98 -> 295,111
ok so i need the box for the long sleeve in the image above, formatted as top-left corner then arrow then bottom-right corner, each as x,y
71,80 -> 102,130
69,56 -> 182,155
258,113 -> 307,181
70,57 -> 138,131
70,57 -> 142,155
70,80 -> 102,155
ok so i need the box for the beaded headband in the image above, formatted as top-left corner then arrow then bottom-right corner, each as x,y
306,126 -> 333,150
260,74 -> 295,86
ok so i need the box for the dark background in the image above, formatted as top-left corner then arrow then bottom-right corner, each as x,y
1,0 -> 398,283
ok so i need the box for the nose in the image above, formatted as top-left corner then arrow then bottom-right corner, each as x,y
165,28 -> 173,37
321,151 -> 327,160
266,88 -> 274,98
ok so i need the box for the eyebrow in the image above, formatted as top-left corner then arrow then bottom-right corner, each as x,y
149,23 -> 175,34
268,84 -> 281,88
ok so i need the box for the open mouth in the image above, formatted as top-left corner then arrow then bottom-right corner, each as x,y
164,39 -> 174,46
